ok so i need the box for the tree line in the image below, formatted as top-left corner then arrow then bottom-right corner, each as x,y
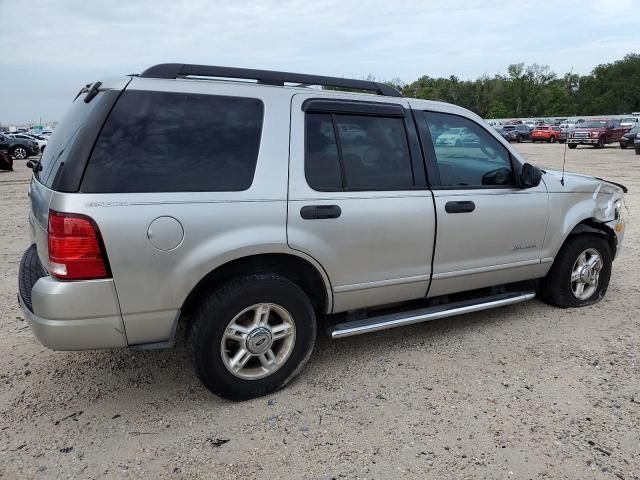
382,53 -> 640,119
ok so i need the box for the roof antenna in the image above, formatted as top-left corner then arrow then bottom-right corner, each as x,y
560,66 -> 573,187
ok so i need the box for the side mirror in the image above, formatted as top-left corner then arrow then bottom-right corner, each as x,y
520,163 -> 542,188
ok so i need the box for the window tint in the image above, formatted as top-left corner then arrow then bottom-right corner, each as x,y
305,112 -> 414,191
37,92 -> 109,187
422,111 -> 515,188
82,90 -> 264,193
305,114 -> 342,190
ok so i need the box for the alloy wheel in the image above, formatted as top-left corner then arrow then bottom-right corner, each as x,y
570,248 -> 603,300
220,303 -> 296,380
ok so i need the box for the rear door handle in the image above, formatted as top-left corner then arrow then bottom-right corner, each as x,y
445,201 -> 475,214
300,205 -> 342,220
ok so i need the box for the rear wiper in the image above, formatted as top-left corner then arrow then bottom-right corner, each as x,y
84,81 -> 102,103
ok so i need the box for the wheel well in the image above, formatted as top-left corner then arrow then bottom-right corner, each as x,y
567,219 -> 616,257
180,254 -> 329,318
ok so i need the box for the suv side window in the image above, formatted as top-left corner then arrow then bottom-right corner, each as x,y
305,113 -> 414,191
421,111 -> 515,188
82,90 -> 264,193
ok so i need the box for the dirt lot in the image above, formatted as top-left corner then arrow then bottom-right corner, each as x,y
1,143 -> 638,479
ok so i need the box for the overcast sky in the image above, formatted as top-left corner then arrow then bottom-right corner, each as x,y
1,0 -> 638,124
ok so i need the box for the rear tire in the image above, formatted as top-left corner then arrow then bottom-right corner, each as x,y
539,234 -> 612,308
11,146 -> 28,160
187,273 -> 316,401
568,144 -> 577,149
635,148 -> 640,155
517,135 -> 523,143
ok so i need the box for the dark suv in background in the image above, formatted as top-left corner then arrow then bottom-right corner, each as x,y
501,124 -> 531,142
620,124 -> 640,149
0,133 -> 39,159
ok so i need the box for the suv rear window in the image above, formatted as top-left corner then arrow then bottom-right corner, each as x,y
82,90 -> 264,193
37,92 -> 110,188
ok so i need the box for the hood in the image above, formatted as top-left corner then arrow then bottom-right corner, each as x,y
574,127 -> 605,132
542,168 -> 627,194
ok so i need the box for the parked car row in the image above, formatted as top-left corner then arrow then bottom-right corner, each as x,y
0,132 -> 41,159
491,117 -> 635,150
6,132 -> 48,153
567,119 -> 630,149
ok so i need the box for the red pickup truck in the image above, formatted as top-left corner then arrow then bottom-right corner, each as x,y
568,119 -> 630,149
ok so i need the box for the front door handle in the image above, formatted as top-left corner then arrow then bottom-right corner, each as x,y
300,205 -> 342,220
445,201 -> 475,214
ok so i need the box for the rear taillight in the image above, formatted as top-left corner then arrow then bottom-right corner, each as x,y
48,210 -> 111,280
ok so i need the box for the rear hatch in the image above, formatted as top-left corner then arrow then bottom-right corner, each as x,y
29,77 -> 130,269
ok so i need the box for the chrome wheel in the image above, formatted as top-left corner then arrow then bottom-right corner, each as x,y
13,147 -> 27,159
221,303 -> 296,380
570,248 -> 603,300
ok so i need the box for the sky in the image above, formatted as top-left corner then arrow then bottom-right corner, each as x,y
1,0 -> 638,125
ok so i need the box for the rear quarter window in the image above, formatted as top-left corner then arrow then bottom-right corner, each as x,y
82,90 -> 264,193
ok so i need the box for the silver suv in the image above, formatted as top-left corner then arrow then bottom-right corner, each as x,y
18,64 -> 626,400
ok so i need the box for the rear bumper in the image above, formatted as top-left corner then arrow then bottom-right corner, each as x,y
18,245 -> 127,350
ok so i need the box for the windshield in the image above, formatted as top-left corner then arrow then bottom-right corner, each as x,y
622,118 -> 637,124
580,120 -> 607,128
630,124 -> 640,134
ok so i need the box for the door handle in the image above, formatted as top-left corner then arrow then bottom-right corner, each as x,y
300,205 -> 342,220
445,201 -> 475,214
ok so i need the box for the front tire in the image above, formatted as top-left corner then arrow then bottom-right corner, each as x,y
539,234 -> 612,308
597,137 -> 606,149
568,144 -> 577,149
550,136 -> 556,143
187,273 -> 316,401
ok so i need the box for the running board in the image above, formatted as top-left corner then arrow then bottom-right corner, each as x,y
328,291 -> 536,339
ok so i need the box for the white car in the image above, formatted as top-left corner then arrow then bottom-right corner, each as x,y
435,127 -> 478,146
620,117 -> 639,128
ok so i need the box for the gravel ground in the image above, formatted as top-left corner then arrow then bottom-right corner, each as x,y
1,143 -> 638,479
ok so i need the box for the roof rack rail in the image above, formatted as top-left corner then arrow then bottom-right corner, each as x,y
139,63 -> 403,97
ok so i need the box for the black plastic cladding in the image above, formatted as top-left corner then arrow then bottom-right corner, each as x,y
140,63 -> 404,97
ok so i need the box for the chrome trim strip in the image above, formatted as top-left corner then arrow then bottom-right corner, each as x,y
432,259 -> 541,280
330,292 -> 535,339
333,274 -> 430,293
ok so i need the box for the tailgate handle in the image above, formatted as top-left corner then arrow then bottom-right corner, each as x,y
300,205 -> 342,220
445,201 -> 475,214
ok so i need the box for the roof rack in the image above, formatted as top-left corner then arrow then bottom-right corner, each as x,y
139,63 -> 403,98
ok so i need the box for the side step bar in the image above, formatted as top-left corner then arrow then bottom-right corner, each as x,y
328,291 -> 536,339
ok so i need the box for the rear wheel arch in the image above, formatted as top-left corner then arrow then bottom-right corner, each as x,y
180,253 -> 332,321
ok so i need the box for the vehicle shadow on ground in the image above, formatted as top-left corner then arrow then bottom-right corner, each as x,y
24,299 -> 547,411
